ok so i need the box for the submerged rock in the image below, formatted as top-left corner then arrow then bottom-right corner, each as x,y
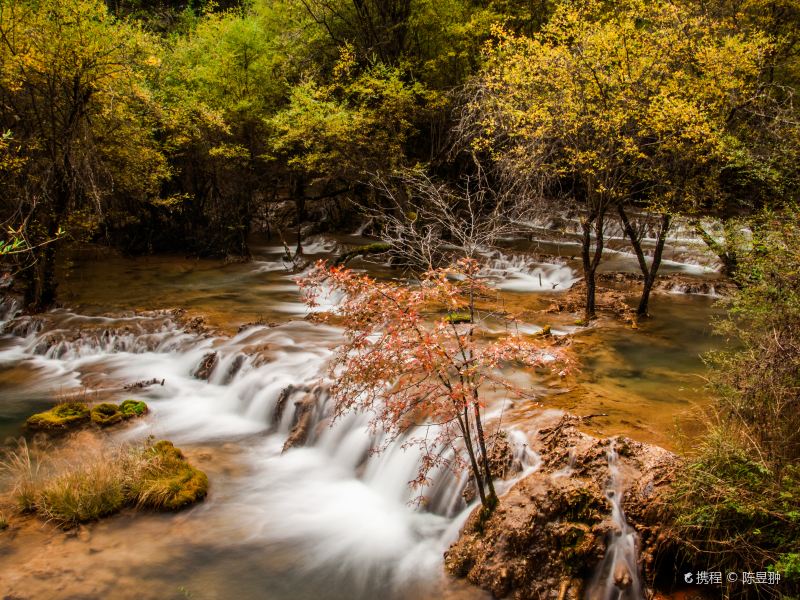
444,412 -> 680,599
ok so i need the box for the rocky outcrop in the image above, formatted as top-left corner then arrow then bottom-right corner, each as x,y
193,352 -> 218,380
282,385 -> 325,452
444,412 -> 681,600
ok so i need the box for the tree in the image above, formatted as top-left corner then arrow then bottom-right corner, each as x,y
299,258 -> 566,511
461,0 -> 772,319
155,4 -> 298,256
0,0 -> 168,309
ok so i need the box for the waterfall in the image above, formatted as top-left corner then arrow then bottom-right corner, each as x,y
586,439 -> 644,600
0,305 -> 540,593
481,251 -> 578,292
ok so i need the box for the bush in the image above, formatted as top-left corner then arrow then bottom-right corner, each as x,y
673,208 -> 800,598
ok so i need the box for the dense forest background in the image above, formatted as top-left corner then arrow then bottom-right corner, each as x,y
1,0 -> 799,311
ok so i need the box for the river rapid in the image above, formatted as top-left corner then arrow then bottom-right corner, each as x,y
0,234 -> 721,600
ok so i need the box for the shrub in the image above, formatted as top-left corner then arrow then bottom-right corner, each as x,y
673,208 -> 800,598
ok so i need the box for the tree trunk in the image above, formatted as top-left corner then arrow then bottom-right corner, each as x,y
580,208 -> 606,322
692,220 -> 737,278
460,408 -> 487,507
25,171 -> 69,312
618,206 -> 671,318
472,395 -> 497,509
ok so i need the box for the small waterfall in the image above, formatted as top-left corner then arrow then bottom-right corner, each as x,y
481,251 -> 577,292
587,439 -> 643,600
0,296 -> 20,328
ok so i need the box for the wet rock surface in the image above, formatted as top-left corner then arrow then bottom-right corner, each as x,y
444,411 -> 681,600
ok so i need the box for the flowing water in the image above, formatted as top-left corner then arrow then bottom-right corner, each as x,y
0,234 -> 722,599
586,440 -> 644,600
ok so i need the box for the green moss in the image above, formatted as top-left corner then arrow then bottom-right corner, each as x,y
26,402 -> 90,431
133,441 -> 208,511
119,399 -> 149,418
90,403 -> 124,427
445,311 -> 472,324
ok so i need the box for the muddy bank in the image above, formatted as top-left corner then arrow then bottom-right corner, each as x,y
445,411 -> 683,599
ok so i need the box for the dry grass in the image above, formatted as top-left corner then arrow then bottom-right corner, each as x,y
0,436 -> 207,528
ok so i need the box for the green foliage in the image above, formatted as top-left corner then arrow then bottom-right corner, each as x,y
468,0 -> 770,215
268,57 -> 432,180
674,207 -> 800,597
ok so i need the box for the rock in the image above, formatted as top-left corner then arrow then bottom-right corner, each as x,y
445,412 -> 681,600
282,386 -> 323,452
194,352 -> 218,380
613,563 -> 632,589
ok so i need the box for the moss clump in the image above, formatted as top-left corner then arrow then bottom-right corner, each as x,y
132,441 -> 208,511
445,311 -> 472,324
26,402 -> 90,431
119,399 -> 148,418
90,403 -> 124,427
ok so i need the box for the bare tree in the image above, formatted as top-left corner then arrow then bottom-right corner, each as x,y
360,162 -> 523,272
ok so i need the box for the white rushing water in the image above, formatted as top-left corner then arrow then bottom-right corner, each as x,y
586,439 -> 644,600
481,251 -> 579,292
0,295 -> 538,597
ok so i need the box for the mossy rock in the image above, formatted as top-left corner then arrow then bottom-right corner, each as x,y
26,402 -> 90,431
445,311 -> 472,324
119,399 -> 148,418
134,441 -> 208,511
90,403 -> 124,427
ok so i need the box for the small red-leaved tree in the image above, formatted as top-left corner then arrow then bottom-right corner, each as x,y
299,258 -> 566,512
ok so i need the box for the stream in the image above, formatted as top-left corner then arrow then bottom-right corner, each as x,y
0,234 -> 721,599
